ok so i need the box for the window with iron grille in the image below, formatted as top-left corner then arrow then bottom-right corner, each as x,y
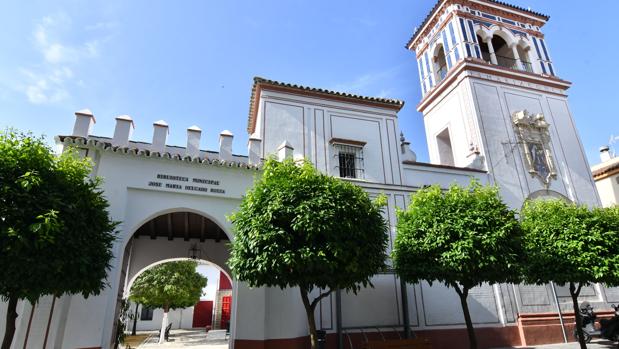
334,143 -> 364,179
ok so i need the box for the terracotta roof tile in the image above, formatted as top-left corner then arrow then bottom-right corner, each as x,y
592,158 -> 619,180
57,135 -> 260,170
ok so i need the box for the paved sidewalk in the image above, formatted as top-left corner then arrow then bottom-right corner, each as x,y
494,339 -> 618,348
137,329 -> 228,349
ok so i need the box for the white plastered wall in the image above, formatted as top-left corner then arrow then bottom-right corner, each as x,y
130,303 -> 195,331
467,77 -> 599,208
255,90 -> 403,185
57,150 -> 259,349
422,72 -> 599,209
595,175 -> 619,207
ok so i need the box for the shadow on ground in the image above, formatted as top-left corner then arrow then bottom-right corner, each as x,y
494,339 -> 619,348
135,329 -> 229,348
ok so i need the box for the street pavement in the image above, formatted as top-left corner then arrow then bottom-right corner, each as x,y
493,339 -> 619,348
131,330 -> 619,349
135,329 -> 228,349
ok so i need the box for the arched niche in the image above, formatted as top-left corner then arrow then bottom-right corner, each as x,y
522,190 -> 572,211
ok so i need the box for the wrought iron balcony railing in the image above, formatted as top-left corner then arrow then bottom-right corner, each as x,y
479,52 -> 535,74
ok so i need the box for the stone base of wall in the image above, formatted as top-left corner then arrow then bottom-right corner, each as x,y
517,310 -> 614,346
235,326 -> 521,349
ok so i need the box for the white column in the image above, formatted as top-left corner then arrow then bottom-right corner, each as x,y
485,38 -> 498,65
511,44 -> 523,71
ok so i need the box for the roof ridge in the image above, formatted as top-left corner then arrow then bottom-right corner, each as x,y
248,76 -> 405,133
252,76 -> 404,105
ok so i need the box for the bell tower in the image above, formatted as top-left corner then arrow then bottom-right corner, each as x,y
408,0 -> 600,208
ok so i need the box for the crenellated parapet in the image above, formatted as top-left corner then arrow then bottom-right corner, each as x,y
59,109 -> 262,169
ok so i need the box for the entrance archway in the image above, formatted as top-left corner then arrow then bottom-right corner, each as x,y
113,211 -> 234,347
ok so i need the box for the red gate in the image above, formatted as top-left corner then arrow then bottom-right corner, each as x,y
220,296 -> 231,330
192,300 -> 213,328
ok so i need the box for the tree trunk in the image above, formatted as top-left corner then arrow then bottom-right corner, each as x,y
132,303 -> 139,336
300,288 -> 319,349
454,284 -> 477,349
570,282 -> 587,349
159,304 -> 169,344
1,296 -> 18,349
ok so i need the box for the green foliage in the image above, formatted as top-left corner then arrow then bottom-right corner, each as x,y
392,180 -> 522,290
0,130 -> 117,303
129,260 -> 207,311
228,158 -> 389,293
521,199 -> 619,286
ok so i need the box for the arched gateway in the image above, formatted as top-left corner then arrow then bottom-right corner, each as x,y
55,127 -> 261,349
111,211 -> 233,342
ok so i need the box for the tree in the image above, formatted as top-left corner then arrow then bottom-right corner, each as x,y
131,302 -> 139,336
129,260 -> 207,343
521,199 -> 619,349
228,158 -> 389,349
0,131 -> 117,349
392,181 -> 522,349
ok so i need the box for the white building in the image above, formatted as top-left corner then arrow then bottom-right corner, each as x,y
592,146 -> 619,207
0,1 -> 610,348
129,264 -> 228,332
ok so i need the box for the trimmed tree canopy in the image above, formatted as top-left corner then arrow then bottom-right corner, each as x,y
228,158 -> 388,292
228,158 -> 388,349
521,199 -> 619,286
393,181 -> 522,288
0,131 -> 117,349
392,181 -> 522,349
521,199 -> 619,348
129,260 -> 207,311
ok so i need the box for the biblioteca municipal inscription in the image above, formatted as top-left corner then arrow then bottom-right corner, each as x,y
148,173 -> 226,194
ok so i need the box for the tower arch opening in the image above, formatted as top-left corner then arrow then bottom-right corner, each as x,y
491,35 -> 517,69
477,34 -> 491,63
433,44 -> 448,83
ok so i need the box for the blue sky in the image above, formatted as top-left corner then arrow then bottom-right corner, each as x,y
0,0 -> 617,165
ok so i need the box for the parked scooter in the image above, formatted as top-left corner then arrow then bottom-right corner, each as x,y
574,301 -> 619,343
600,304 -> 619,341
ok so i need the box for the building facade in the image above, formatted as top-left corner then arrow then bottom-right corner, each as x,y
0,1 -> 611,349
592,146 -> 619,207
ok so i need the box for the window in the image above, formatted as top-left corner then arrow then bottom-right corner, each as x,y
333,143 -> 364,179
140,306 -> 154,321
436,128 -> 455,166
